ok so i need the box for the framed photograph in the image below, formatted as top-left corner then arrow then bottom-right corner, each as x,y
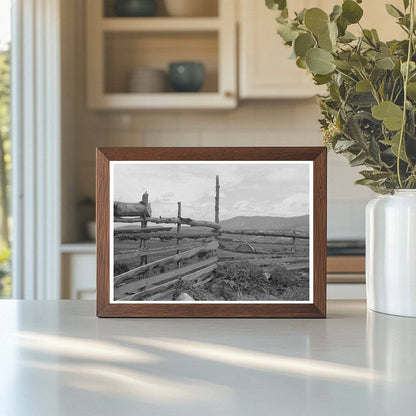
96,147 -> 327,318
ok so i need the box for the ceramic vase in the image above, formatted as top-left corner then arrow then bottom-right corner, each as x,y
366,190 -> 416,317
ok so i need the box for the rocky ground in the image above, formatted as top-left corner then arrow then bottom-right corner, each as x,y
171,261 -> 309,301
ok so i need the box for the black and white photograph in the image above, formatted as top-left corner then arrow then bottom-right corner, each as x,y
110,161 -> 313,303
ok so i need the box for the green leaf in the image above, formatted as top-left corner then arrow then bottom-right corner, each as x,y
407,82 -> 416,99
294,33 -> 315,57
350,152 -> 368,167
306,48 -> 335,75
280,8 -> 289,19
401,61 -> 416,76
342,0 -> 363,24
330,5 -> 343,22
393,61 -> 402,79
296,57 -> 307,69
372,101 -> 404,130
277,23 -> 299,42
318,31 -> 333,52
317,22 -> 338,52
375,56 -> 395,70
356,79 -> 372,92
349,92 -> 376,107
313,74 -> 332,85
379,78 -> 386,99
350,53 -> 368,69
369,136 -> 381,162
333,59 -> 353,70
355,178 -> 376,185
336,15 -> 348,36
371,67 -> 386,84
385,4 -> 403,18
304,8 -> 329,35
328,21 -> 338,45
360,170 -> 391,181
340,31 -> 356,42
382,132 -> 409,162
295,8 -> 307,22
334,139 -> 355,152
363,29 -> 375,44
371,29 -> 380,42
266,0 -> 287,11
344,114 -> 367,147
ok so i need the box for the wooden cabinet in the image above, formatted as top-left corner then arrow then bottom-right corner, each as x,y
61,244 -> 96,300
86,0 -> 237,109
239,0 -> 323,99
238,0 -> 404,99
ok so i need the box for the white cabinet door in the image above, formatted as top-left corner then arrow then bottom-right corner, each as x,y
238,0 -> 403,99
239,0 -> 321,99
62,253 -> 96,300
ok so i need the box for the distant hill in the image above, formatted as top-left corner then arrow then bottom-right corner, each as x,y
220,215 -> 309,233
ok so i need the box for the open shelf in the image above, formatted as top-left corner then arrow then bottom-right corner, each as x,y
104,31 -> 219,94
86,0 -> 236,109
90,92 -> 235,109
101,17 -> 221,32
103,0 -> 219,18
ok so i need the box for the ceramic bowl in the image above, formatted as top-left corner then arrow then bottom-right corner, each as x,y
168,62 -> 205,93
114,0 -> 158,17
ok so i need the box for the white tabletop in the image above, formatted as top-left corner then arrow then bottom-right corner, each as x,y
0,300 -> 415,416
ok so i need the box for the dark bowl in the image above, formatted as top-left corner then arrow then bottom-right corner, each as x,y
114,0 -> 158,17
168,62 -> 205,93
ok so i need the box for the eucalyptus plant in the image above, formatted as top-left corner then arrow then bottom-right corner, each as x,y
266,0 -> 416,193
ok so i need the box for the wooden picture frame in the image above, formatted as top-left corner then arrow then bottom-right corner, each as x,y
96,147 -> 327,318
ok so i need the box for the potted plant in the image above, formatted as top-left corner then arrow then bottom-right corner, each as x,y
266,0 -> 416,316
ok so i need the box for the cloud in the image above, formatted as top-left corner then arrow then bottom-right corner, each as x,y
113,162 -> 311,220
270,193 -> 310,216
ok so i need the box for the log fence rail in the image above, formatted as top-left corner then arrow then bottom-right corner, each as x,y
113,182 -> 310,301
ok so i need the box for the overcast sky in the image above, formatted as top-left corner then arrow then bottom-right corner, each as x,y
112,162 -> 311,221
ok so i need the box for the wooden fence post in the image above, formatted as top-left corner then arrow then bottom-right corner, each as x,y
215,175 -> 220,224
140,191 -> 149,268
176,202 -> 182,269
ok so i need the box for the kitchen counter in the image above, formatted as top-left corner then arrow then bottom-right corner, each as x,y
0,300 -> 415,415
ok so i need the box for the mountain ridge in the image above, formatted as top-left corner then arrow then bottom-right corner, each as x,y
220,215 -> 309,233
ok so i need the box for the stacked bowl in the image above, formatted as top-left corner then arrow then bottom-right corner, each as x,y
127,68 -> 167,93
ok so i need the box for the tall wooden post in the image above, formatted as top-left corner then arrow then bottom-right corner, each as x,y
215,175 -> 220,224
140,191 -> 149,267
176,202 -> 182,256
176,202 -> 182,269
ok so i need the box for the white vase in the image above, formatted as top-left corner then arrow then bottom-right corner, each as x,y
366,190 -> 416,317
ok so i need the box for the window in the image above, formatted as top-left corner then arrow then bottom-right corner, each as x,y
0,0 -> 11,298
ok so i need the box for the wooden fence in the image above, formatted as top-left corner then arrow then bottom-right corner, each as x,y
113,191 -> 221,301
113,177 -> 310,301
217,229 -> 309,271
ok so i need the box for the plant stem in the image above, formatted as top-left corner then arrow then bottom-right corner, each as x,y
334,68 -> 357,83
358,69 -> 380,104
397,0 -> 415,188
